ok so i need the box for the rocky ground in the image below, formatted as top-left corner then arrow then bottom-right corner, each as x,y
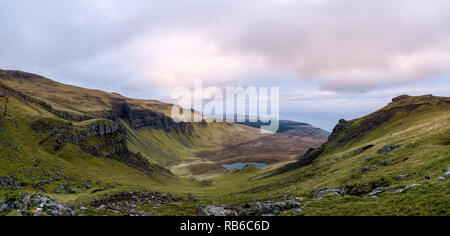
0,193 -> 77,216
196,195 -> 305,216
1,162 -> 448,216
85,191 -> 179,216
0,191 -> 180,216
0,167 -> 100,195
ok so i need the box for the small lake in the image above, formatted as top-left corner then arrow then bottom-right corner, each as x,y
222,162 -> 268,170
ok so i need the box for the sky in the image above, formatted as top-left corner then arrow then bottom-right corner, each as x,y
0,0 -> 449,131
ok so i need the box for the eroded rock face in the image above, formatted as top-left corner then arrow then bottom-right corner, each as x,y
72,120 -> 128,157
31,118 -> 171,176
31,118 -> 128,158
109,102 -> 195,134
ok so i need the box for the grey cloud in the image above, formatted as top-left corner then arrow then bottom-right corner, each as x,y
0,0 -> 449,93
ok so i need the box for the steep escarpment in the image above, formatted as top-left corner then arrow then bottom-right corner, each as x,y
29,117 -> 169,177
0,70 -> 196,135
0,76 -> 174,178
31,118 -> 128,158
0,69 -> 256,168
112,102 -> 195,133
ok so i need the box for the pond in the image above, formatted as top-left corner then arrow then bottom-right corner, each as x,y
222,162 -> 268,170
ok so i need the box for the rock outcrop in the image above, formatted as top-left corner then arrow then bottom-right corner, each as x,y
196,205 -> 238,216
88,191 -> 178,216
0,176 -> 22,190
313,188 -> 346,200
108,102 -> 196,134
196,196 -> 304,216
31,118 -> 128,158
0,193 -> 78,216
31,118 -> 169,177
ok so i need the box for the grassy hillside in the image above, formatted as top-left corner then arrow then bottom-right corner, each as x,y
0,92 -> 178,198
123,120 -> 255,167
0,69 -> 171,117
66,94 -> 448,216
231,94 -> 450,215
0,70 -> 259,168
0,69 -> 448,216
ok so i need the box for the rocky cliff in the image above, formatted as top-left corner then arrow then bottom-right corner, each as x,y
30,117 -> 171,177
31,118 -> 128,158
108,102 -> 195,134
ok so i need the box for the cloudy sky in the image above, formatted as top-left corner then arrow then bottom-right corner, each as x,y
1,0 -> 449,130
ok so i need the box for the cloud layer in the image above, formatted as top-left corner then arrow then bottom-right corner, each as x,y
2,0 -> 450,91
0,0 -> 449,129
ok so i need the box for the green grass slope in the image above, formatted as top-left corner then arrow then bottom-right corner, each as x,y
122,120 -> 255,167
228,94 -> 450,215
0,69 -> 171,117
0,70 -> 257,167
1,69 -> 448,216
0,92 -> 181,197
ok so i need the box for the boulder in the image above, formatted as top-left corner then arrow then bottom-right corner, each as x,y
0,193 -> 79,216
0,201 -> 9,213
197,196 -> 304,216
196,206 -> 208,216
292,209 -> 304,215
97,205 -> 107,210
313,188 -> 346,200
396,174 -> 409,180
367,187 -> 385,196
82,184 -> 91,190
377,161 -> 387,166
400,184 -> 421,193
378,145 -> 395,154
360,167 -> 368,174
68,188 -> 77,194
439,168 -> 450,179
196,205 -> 237,216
